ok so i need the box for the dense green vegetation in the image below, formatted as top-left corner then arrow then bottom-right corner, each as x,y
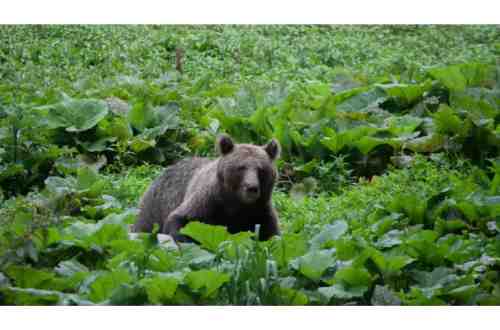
0,25 -> 499,305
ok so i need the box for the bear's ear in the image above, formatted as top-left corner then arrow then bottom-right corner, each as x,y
264,139 -> 281,161
216,134 -> 234,155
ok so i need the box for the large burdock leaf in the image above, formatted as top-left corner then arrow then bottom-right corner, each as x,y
1,287 -> 93,305
428,63 -> 496,92
451,87 -> 500,123
336,87 -> 386,113
180,222 -> 231,252
318,283 -> 366,301
293,249 -> 335,281
140,275 -> 179,304
371,285 -> 402,305
37,93 -> 109,132
334,265 -> 373,288
108,284 -> 149,305
377,82 -> 431,109
54,260 -> 89,278
368,249 -> 415,278
354,136 -> 397,155
128,101 -> 152,132
0,272 -> 11,287
185,269 -> 230,298
411,267 -> 458,300
127,102 -> 180,152
428,65 -> 468,92
62,210 -> 134,249
432,104 -> 468,136
269,232 -> 308,268
128,102 -> 180,133
385,115 -> 423,136
272,286 -> 309,305
97,116 -> 133,142
129,137 -> 156,152
310,221 -> 349,250
4,265 -> 55,289
321,126 -> 379,153
86,270 -> 133,303
405,133 -> 445,153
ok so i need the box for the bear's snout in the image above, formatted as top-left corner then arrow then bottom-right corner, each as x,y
245,183 -> 260,195
240,170 -> 261,203
241,183 -> 260,203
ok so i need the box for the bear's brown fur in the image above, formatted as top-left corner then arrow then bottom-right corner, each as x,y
131,134 -> 281,242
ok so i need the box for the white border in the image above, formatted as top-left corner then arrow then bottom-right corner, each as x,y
1,307 -> 500,330
0,0 -> 499,24
1,2 -> 500,329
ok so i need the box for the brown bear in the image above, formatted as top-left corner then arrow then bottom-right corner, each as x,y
131,134 -> 281,242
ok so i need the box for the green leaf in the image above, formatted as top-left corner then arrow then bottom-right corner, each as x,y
128,101 -> 151,132
108,283 -> 148,305
180,221 -> 231,252
140,275 -> 179,304
451,87 -> 500,123
403,230 -> 441,264
0,272 -> 11,287
413,267 -> 457,289
5,266 -> 55,289
446,284 -> 479,304
54,260 -> 89,277
129,136 -> 156,152
146,249 -> 178,272
389,193 -> 428,225
269,232 -> 309,268
154,102 -> 180,130
318,283 -> 366,301
355,136 -> 395,155
60,211 -> 132,251
336,87 -> 386,113
0,287 -> 92,305
334,265 -> 373,288
77,167 -> 104,193
185,269 -> 230,298
87,270 -> 133,303
294,249 -> 335,281
128,102 -> 180,133
321,126 -> 379,153
334,239 -> 360,261
432,104 -> 466,136
97,116 -> 133,141
331,71 -> 362,93
368,249 -> 415,278
403,287 -> 447,305
371,285 -> 402,305
44,175 -> 77,195
37,94 -> 109,132
91,224 -> 129,247
378,82 -> 431,109
272,286 -> 308,305
405,133 -> 445,153
428,62 -> 496,92
375,229 -> 403,249
437,234 -> 481,264
310,221 -> 349,250
386,115 -> 423,136
178,243 -> 216,268
428,66 -> 467,92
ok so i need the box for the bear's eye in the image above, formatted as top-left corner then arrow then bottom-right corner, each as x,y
257,167 -> 266,176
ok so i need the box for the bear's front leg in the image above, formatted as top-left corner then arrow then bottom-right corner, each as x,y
161,213 -> 193,242
162,194 -> 210,242
258,207 -> 280,241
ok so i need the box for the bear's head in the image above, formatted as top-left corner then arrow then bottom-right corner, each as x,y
216,134 -> 280,205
